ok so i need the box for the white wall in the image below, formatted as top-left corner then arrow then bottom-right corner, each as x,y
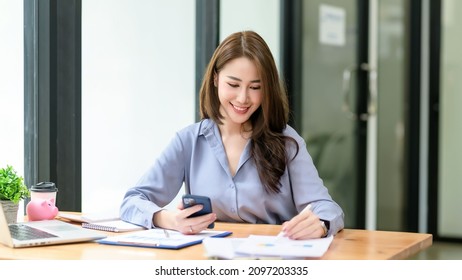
82,0 -> 195,214
0,0 -> 24,171
0,0 -> 25,219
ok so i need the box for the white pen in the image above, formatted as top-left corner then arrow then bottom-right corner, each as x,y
275,204 -> 312,240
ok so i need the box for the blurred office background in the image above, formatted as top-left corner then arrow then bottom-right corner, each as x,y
1,0 -> 461,252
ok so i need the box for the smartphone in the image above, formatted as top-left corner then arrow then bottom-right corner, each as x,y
182,194 -> 214,229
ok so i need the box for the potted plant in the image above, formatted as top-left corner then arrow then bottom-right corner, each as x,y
0,165 -> 30,224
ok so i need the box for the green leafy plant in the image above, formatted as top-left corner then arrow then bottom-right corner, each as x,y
0,165 -> 30,204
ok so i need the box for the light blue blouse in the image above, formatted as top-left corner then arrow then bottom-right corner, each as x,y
120,119 -> 345,236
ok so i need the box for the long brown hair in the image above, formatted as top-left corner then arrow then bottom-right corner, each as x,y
199,30 -> 298,194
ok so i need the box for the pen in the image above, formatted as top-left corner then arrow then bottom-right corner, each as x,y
163,229 -> 170,238
275,204 -> 312,240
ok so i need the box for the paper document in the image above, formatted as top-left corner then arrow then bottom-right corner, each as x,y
203,235 -> 334,259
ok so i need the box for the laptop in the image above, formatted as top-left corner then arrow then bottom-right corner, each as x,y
0,206 -> 107,248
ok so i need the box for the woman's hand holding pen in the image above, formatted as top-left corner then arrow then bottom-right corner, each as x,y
153,203 -> 216,235
278,204 -> 326,240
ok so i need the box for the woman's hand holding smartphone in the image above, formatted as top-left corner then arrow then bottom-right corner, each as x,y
182,194 -> 215,229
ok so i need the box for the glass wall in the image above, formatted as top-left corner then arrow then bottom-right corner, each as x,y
0,0 -> 25,219
82,0 -> 195,214
300,0 -> 358,228
376,0 -> 409,230
220,0 -> 280,67
298,0 -> 409,230
438,0 -> 462,237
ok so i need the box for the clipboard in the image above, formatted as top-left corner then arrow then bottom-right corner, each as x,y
97,228 -> 232,249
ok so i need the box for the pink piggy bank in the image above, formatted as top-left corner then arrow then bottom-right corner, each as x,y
26,198 -> 59,221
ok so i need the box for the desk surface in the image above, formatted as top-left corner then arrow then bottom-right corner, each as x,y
0,220 -> 432,260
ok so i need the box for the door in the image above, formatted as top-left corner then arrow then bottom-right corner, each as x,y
295,0 -> 409,230
298,0 -> 368,228
434,0 -> 462,240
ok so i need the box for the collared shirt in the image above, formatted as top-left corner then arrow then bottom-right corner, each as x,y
120,119 -> 345,235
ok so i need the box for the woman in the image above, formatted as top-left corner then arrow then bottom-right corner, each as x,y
120,30 -> 344,240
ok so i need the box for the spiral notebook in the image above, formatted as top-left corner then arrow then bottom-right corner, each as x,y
82,220 -> 145,233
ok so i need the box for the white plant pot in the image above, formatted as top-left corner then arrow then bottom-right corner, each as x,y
0,200 -> 19,224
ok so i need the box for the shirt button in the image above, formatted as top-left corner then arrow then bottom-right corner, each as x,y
230,184 -> 235,189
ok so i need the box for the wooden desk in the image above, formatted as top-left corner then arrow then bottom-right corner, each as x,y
0,221 -> 432,260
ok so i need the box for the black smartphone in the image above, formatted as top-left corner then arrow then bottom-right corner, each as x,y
182,194 -> 214,229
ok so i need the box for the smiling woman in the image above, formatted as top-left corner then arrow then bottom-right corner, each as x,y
120,30 -> 345,241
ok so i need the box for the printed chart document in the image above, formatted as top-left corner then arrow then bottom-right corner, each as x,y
98,228 -> 232,249
203,235 -> 334,259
